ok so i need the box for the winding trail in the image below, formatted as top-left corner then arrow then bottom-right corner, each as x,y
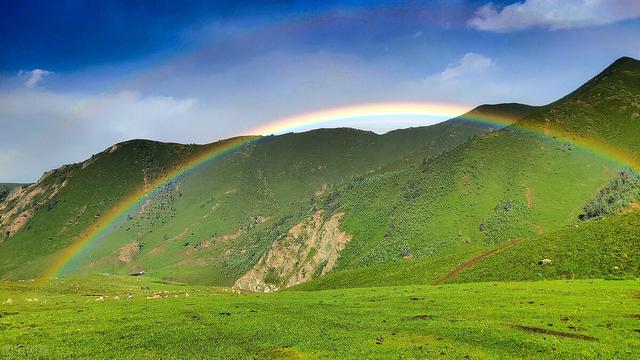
432,239 -> 522,285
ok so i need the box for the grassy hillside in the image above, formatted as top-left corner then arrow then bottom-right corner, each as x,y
0,109 -> 526,283
296,57 -> 640,291
1,277 -> 638,359
84,118 -> 528,285
0,140 -> 205,279
451,209 -> 640,283
296,200 -> 640,291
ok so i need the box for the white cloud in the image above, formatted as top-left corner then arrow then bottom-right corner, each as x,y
22,69 -> 53,88
425,53 -> 495,82
2,48 -> 596,182
469,0 -> 640,32
0,89 -> 212,182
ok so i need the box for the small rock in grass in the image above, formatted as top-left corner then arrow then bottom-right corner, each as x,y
538,258 -> 552,265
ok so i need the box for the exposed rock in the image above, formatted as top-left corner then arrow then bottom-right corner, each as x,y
314,183 -> 328,197
0,165 -> 71,237
1,185 -> 44,235
81,156 -> 98,169
233,210 -> 352,292
255,215 -> 269,224
198,228 -> 243,249
116,242 -> 141,264
538,258 -> 552,265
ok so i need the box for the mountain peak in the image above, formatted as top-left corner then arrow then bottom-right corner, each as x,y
609,56 -> 640,69
594,56 -> 640,78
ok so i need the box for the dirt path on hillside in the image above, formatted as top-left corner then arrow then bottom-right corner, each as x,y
432,239 -> 522,285
525,186 -> 533,208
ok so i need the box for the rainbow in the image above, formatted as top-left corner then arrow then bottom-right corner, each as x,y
36,101 -> 637,284
37,135 -> 259,284
247,102 -> 476,134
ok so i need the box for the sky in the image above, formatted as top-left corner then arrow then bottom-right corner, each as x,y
1,0 -> 640,182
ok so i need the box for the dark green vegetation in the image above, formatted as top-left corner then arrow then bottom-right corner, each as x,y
1,277 -> 638,359
518,56 -> 640,164
579,169 -> 640,220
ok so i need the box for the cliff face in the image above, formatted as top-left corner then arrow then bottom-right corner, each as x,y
233,210 -> 351,292
0,169 -> 69,238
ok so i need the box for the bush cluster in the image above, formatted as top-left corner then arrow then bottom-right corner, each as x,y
580,169 -> 640,220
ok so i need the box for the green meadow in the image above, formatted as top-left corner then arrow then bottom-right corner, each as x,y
1,276 -> 638,359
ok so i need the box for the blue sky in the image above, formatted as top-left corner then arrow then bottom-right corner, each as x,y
1,0 -> 640,182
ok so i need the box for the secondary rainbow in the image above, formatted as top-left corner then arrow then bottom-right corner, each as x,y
37,101 -> 637,283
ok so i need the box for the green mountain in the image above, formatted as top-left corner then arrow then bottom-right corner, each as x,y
295,56 -> 640,290
0,106 -> 535,282
1,57 -> 638,293
517,56 -> 640,168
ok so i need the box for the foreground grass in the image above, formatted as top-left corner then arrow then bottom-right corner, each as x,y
0,277 -> 638,359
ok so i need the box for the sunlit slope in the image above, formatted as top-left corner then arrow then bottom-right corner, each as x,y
380,103 -> 540,171
0,114 -> 514,282
298,57 -> 640,290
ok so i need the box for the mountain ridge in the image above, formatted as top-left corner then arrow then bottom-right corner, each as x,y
1,57 -> 638,291
0,105 -> 523,282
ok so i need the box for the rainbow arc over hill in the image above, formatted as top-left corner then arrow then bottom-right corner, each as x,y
37,102 -> 638,283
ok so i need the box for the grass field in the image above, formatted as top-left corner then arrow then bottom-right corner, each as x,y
1,277 -> 638,359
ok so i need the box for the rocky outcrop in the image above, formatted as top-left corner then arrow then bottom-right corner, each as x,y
233,210 -> 351,292
0,166 -> 70,238
1,184 -> 46,236
116,242 -> 142,264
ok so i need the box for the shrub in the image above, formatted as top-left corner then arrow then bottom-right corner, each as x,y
580,169 -> 640,220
